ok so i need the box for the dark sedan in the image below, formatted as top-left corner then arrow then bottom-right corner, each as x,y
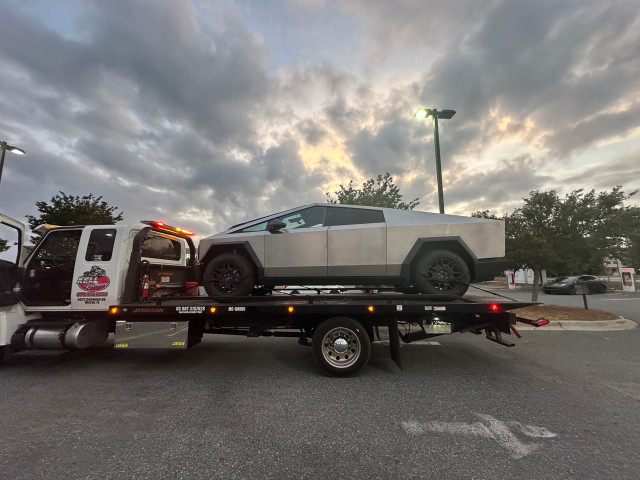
542,275 -> 607,294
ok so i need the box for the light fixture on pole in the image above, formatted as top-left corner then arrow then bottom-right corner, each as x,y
0,140 -> 25,186
414,108 -> 456,214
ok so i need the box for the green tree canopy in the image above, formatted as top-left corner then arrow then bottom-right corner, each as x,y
26,192 -> 124,244
0,238 -> 8,253
474,187 -> 640,300
326,172 -> 419,210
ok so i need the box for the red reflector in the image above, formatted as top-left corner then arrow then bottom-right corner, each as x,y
156,222 -> 165,227
489,304 -> 500,311
535,319 -> 550,326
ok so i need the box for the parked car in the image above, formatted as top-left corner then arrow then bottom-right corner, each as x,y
542,275 -> 607,294
198,204 -> 508,298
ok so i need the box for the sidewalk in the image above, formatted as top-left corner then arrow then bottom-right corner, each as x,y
515,318 -> 637,331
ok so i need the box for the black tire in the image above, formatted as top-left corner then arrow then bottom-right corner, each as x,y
567,285 -> 575,295
312,317 -> 371,377
414,250 -> 470,296
202,253 -> 255,298
598,284 -> 607,294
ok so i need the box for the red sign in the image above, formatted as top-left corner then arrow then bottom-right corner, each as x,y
77,266 -> 110,292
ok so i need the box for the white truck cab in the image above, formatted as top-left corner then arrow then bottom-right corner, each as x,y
0,213 -> 196,358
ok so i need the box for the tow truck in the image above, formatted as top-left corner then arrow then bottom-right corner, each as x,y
0,213 -> 543,376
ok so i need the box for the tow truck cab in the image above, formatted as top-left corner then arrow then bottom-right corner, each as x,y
0,213 -> 196,353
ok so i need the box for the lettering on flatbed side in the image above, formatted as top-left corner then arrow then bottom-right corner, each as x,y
176,306 -> 205,314
171,341 -> 186,346
228,306 -> 246,312
114,343 -> 129,349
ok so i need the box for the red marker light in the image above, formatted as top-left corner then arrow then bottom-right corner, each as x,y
141,220 -> 195,236
489,304 -> 500,312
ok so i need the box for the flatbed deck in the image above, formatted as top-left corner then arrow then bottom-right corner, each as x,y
108,292 -> 538,375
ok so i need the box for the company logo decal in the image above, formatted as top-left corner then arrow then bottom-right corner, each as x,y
77,265 -> 111,291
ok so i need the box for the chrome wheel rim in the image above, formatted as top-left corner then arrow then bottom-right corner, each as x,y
320,327 -> 361,369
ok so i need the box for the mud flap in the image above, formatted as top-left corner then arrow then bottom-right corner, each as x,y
388,321 -> 402,370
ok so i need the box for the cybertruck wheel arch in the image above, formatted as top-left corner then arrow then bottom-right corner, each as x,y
401,237 -> 477,284
198,241 -> 263,284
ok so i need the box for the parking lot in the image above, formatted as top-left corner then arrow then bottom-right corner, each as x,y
1,314 -> 639,480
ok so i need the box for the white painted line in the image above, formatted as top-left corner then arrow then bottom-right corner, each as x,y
402,413 -> 558,459
402,419 -> 491,438
600,298 -> 640,301
475,413 -> 540,459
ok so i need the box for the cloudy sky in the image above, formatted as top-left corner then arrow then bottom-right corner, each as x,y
1,0 -> 639,240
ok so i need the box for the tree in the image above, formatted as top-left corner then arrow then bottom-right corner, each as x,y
326,172 -> 419,210
26,192 -> 124,243
0,238 -> 8,253
474,187 -> 639,301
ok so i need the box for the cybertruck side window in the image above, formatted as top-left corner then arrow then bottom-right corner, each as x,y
85,229 -> 116,261
235,206 -> 328,232
237,220 -> 269,233
280,206 -> 327,229
326,207 -> 384,226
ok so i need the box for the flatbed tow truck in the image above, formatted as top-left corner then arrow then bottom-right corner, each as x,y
0,214 -> 544,376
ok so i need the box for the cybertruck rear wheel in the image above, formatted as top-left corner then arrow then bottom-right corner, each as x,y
415,250 -> 470,296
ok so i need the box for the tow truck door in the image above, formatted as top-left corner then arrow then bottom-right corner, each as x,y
20,225 -> 126,311
0,213 -> 25,306
70,226 -> 127,310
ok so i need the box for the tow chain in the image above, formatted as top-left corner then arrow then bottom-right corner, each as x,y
464,282 -> 524,303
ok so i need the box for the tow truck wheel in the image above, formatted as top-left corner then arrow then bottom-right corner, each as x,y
203,253 -> 255,298
312,317 -> 371,376
415,250 -> 470,296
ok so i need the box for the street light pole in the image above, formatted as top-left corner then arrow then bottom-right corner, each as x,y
431,110 -> 445,214
0,140 -> 26,186
414,108 -> 456,214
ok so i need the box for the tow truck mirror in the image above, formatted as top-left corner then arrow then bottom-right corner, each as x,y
266,219 -> 286,233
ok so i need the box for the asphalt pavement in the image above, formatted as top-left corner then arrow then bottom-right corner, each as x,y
1,285 -> 639,479
1,328 -> 639,480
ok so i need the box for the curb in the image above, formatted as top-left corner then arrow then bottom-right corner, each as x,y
515,317 -> 637,332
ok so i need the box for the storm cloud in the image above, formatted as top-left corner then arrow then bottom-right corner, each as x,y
1,0 -> 638,239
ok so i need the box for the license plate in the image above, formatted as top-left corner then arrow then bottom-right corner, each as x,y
424,322 -> 452,334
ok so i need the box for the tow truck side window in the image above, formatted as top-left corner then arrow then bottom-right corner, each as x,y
34,230 -> 83,262
141,235 -> 182,261
85,229 -> 116,261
